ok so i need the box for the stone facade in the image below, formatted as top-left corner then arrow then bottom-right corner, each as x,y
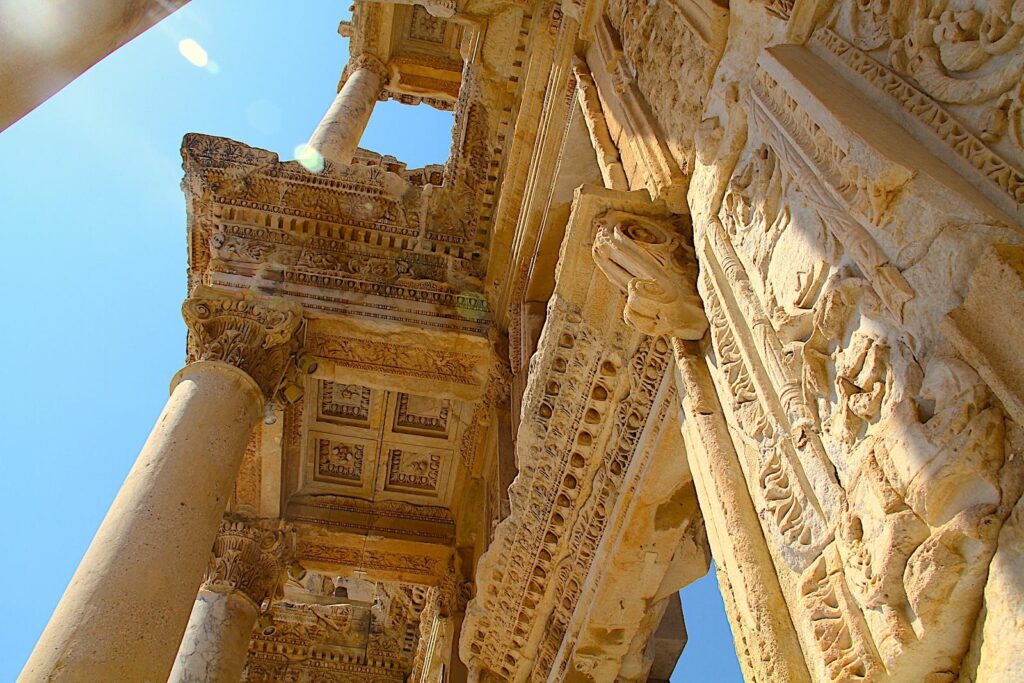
13,0 -> 1024,681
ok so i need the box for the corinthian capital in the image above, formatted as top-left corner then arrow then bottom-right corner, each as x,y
182,286 -> 303,395
203,517 -> 294,607
593,211 -> 708,339
345,52 -> 389,82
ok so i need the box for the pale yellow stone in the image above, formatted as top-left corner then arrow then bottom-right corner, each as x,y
22,362 -> 263,682
16,0 -> 1024,680
168,588 -> 259,683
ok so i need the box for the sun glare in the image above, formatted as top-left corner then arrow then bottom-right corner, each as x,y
294,144 -> 325,173
177,38 -> 208,67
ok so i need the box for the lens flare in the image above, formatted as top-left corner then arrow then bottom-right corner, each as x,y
178,38 -> 209,67
294,144 -> 325,173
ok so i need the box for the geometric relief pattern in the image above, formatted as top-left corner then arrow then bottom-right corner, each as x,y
318,380 -> 373,427
408,6 -> 447,44
299,379 -> 466,508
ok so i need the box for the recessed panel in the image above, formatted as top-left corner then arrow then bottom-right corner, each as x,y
317,381 -> 375,428
392,393 -> 451,438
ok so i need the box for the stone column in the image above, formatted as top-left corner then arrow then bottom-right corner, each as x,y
306,53 -> 388,168
411,559 -> 471,683
168,518 -> 293,683
21,286 -> 302,683
0,0 -> 191,132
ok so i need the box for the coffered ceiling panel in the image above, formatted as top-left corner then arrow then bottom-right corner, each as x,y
299,378 -> 469,509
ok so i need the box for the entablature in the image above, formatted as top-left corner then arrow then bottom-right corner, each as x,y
462,185 -> 707,681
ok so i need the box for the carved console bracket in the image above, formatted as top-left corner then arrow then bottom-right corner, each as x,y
593,209 -> 708,339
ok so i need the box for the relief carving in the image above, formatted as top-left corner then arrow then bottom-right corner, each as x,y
698,69 -> 1021,676
182,285 -> 303,395
592,210 -> 708,339
820,0 -> 1024,217
205,517 -> 295,607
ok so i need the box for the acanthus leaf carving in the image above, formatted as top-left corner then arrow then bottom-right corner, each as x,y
182,285 -> 303,396
205,517 -> 295,607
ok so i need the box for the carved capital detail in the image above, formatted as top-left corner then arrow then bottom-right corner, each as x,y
203,517 -> 295,606
345,52 -> 389,83
593,211 -> 708,339
182,285 -> 303,396
436,557 -> 471,617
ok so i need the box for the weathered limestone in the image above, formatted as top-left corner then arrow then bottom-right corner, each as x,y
16,0 -> 1024,679
169,518 -> 294,683
306,53 -> 388,167
22,287 -> 300,682
593,200 -> 812,682
0,0 -> 190,131
463,187 -> 710,682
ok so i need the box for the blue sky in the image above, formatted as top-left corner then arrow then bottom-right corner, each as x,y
0,2 -> 740,680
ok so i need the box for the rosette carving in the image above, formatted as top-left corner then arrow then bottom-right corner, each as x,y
182,285 -> 303,395
593,211 -> 708,339
203,517 -> 294,606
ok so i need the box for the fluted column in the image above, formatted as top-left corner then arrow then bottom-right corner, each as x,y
169,518 -> 293,683
21,286 -> 302,683
306,53 -> 388,168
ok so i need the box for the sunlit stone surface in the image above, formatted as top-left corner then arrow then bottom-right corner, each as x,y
12,0 -> 1024,680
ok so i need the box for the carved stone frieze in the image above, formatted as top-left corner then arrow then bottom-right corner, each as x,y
182,285 -> 303,396
306,332 -> 482,392
681,13 -> 1024,677
462,186 -> 707,682
242,576 -> 429,682
181,133 -> 491,336
40,0 -> 1024,681
820,0 -> 1024,220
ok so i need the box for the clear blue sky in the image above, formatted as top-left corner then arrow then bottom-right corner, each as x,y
0,2 -> 741,680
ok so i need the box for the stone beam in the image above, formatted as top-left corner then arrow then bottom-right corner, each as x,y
291,522 -> 454,586
461,186 -> 709,682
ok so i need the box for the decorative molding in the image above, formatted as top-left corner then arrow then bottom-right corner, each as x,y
314,436 -> 366,485
345,52 -> 390,84
307,332 -> 480,386
385,447 -> 443,493
812,26 -> 1024,220
394,394 -> 451,436
318,381 -> 373,427
296,542 -> 442,579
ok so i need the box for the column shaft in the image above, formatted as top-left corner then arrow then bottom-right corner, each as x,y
169,587 -> 259,683
22,361 -> 263,682
0,0 -> 190,132
307,55 -> 387,167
